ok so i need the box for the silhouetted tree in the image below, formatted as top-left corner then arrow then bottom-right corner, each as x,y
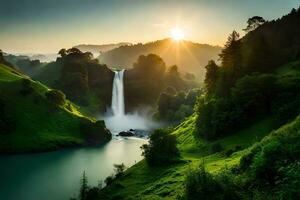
243,16 -> 266,32
219,31 -> 241,69
204,60 -> 218,94
113,163 -> 126,178
67,48 -> 82,55
58,48 -> 67,57
0,49 -> 3,60
79,171 -> 89,200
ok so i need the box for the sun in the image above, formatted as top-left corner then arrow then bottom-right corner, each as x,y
170,27 -> 185,41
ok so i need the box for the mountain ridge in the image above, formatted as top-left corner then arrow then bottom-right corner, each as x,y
98,38 -> 222,80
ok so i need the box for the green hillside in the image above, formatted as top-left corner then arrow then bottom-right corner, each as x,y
0,63 -> 111,153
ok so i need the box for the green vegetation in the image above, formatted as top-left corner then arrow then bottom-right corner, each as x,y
7,49 -> 199,116
141,129 -> 180,166
155,88 -> 201,124
0,63 -> 111,153
125,54 -> 199,113
5,48 -> 115,114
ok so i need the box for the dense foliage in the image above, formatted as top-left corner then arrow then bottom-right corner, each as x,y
185,165 -> 239,200
155,88 -> 201,123
54,48 -> 114,109
124,54 -> 199,112
196,8 -> 300,140
141,129 -> 179,166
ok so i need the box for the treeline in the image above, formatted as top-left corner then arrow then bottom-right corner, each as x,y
196,7 -> 300,140
124,54 -> 199,113
54,48 -> 114,108
155,88 -> 201,123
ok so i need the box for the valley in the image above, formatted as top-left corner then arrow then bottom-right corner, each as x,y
1,2 -> 300,200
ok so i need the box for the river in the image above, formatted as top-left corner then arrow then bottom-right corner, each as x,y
0,137 -> 147,200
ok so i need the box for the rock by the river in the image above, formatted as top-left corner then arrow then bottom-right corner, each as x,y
118,131 -> 134,137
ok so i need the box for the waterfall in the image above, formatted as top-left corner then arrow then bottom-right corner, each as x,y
104,69 -> 159,134
111,69 -> 125,116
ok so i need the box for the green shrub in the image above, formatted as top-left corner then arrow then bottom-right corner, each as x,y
45,89 -> 66,105
141,129 -> 179,166
80,119 -> 111,144
185,165 -> 240,200
113,163 -> 126,178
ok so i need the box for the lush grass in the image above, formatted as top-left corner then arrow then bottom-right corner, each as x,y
0,64 -> 102,153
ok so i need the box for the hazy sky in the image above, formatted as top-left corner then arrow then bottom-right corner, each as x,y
0,0 -> 299,53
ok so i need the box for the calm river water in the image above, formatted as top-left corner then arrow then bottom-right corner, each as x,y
0,137 -> 147,200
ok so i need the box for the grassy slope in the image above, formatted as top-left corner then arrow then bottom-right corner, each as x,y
0,64 -> 97,153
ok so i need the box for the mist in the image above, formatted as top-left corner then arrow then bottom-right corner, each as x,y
102,112 -> 161,134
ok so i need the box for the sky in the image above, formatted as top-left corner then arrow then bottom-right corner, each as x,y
0,0 -> 299,54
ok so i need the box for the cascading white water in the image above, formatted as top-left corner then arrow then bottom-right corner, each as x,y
111,69 -> 125,116
103,69 -> 159,134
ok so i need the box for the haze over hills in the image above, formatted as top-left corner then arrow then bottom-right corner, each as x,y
3,43 -> 132,64
73,43 -> 132,56
98,38 -> 222,79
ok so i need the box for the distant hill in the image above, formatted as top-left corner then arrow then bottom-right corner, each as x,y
98,38 -> 221,80
74,43 -> 131,56
4,52 -> 58,63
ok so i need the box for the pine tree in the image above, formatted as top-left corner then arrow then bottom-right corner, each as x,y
79,171 -> 89,200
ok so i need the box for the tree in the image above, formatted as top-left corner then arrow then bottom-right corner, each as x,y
219,31 -> 241,68
204,60 -> 218,93
141,129 -> 179,166
243,16 -> 266,32
58,48 -> 67,57
67,48 -> 82,55
0,49 -> 3,60
113,163 -> 126,178
79,171 -> 89,200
